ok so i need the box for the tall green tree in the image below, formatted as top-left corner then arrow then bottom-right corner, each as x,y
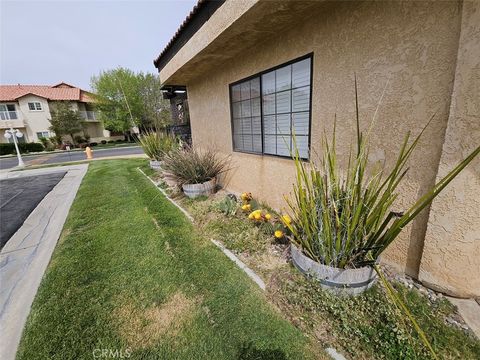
49,102 -> 83,145
90,68 -> 170,136
138,72 -> 171,129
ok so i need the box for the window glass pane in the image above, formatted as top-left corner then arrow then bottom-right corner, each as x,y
242,134 -> 253,151
264,135 -> 276,154
230,77 -> 262,154
276,90 -> 291,113
253,135 -> 262,152
262,72 -> 275,95
0,105 -> 6,111
240,82 -> 250,101
233,118 -> 242,134
276,136 -> 291,156
232,84 -> 241,102
241,99 -> 251,118
35,102 -> 42,110
232,102 -> 241,118
251,78 -> 260,98
28,103 -> 35,110
276,65 -> 291,91
295,135 -> 309,159
6,104 -> 15,111
251,98 -> 261,116
262,94 -> 275,115
242,118 -> 252,134
276,114 -> 290,135
292,86 -> 310,112
292,58 -> 311,88
292,112 -> 309,135
233,134 -> 242,150
263,115 -> 276,135
252,116 -> 262,135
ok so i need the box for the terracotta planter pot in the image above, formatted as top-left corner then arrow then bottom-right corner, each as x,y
290,244 -> 377,296
149,160 -> 163,170
182,178 -> 216,198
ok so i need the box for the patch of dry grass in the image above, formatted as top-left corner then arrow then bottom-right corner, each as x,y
114,292 -> 199,350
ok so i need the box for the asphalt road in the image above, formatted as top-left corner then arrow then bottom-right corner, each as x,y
0,172 -> 66,249
0,146 -> 143,170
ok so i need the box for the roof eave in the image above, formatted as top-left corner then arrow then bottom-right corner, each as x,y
153,0 -> 226,72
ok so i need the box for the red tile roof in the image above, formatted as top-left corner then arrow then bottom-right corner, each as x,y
0,83 -> 94,102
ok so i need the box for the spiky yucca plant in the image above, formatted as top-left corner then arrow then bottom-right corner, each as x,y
285,84 -> 479,270
138,131 -> 178,161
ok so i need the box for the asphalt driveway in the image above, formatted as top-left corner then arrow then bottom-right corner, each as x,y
0,172 -> 66,248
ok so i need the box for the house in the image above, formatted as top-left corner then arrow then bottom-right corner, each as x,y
154,0 -> 479,298
0,82 -> 119,144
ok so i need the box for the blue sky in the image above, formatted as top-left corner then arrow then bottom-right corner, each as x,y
0,0 -> 197,90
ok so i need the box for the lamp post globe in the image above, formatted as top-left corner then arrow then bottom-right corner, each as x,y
4,127 -> 25,167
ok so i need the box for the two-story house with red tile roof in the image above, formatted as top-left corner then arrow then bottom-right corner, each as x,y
0,82 -> 118,143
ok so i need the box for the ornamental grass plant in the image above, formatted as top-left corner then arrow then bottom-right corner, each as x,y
137,130 -> 178,161
284,81 -> 479,358
284,81 -> 479,270
162,146 -> 231,186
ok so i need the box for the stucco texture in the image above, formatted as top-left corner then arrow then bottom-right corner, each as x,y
419,1 -> 480,298
160,1 -> 478,296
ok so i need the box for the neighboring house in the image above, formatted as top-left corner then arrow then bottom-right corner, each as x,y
154,1 -> 480,298
0,82 -> 118,143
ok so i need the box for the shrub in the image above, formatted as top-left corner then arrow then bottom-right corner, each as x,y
162,146 -> 231,186
284,83 -> 480,269
101,140 -> 107,145
107,140 -> 115,144
38,137 -> 56,151
89,142 -> 98,147
115,139 -> 124,143
137,131 -> 178,161
0,143 -> 14,155
0,142 -> 44,155
74,135 -> 85,144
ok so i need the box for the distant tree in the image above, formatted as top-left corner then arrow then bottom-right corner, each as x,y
138,72 -> 171,129
91,68 -> 171,137
49,102 -> 83,145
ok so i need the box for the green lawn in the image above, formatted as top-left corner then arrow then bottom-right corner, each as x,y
17,159 -> 321,360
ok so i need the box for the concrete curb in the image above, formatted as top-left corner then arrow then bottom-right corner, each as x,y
211,239 -> 266,290
0,164 -> 89,360
137,167 -> 194,222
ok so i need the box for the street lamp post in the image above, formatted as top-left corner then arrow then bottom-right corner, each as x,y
4,127 -> 25,167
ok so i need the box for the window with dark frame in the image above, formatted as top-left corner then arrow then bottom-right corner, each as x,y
230,55 -> 312,159
28,102 -> 42,111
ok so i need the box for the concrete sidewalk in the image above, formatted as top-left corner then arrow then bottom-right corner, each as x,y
0,164 -> 88,360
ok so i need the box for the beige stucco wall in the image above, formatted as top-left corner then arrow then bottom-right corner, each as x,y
18,95 -> 53,142
419,1 -> 480,298
159,0 -> 478,296
184,0 -> 464,278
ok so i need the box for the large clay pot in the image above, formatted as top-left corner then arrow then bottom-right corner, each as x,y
291,244 -> 377,296
182,178 -> 216,198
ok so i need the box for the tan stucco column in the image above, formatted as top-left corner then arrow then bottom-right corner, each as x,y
419,1 -> 480,298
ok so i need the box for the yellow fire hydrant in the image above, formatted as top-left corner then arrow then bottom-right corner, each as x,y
84,146 -> 93,159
